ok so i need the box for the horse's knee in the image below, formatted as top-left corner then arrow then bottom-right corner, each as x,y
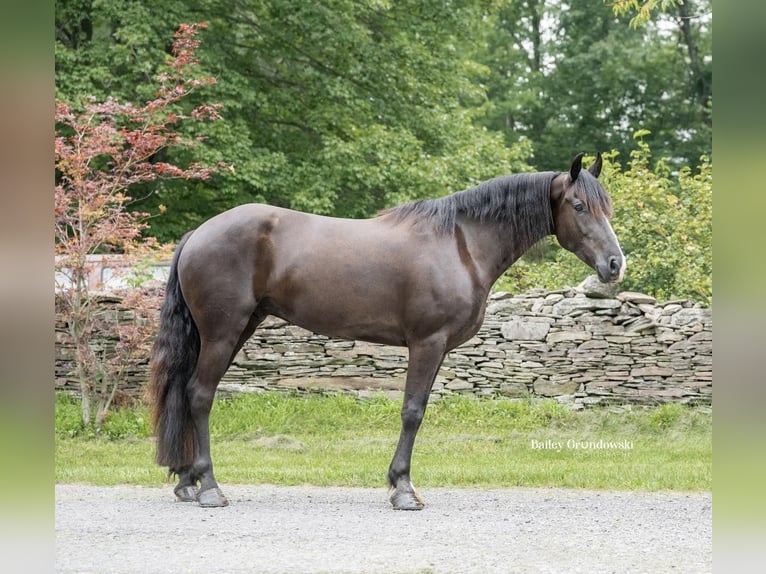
400,400 -> 426,431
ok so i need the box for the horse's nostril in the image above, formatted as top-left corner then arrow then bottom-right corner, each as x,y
608,256 -> 620,275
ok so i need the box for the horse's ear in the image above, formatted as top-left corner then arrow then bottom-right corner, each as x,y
588,152 -> 603,178
569,153 -> 584,182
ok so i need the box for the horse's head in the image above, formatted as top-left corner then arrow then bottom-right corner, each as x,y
550,153 -> 626,283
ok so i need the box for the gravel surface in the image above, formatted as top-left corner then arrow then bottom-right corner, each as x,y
55,484 -> 711,573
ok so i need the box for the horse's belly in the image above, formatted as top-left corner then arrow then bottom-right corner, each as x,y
264,276 -> 409,346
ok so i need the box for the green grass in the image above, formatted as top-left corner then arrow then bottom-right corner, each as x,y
55,393 -> 711,491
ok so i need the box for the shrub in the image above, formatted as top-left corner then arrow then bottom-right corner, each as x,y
497,139 -> 712,304
54,23 -> 223,428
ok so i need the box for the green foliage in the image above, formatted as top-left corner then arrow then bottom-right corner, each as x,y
647,402 -> 684,430
55,2 -> 712,301
428,394 -> 575,431
498,140 -> 712,304
55,393 -> 86,438
56,0 -> 531,241
610,0 -> 681,27
608,141 -> 712,303
55,393 -> 151,440
479,0 -> 711,171
55,392 -> 712,491
55,0 -> 185,103
99,406 -> 152,440
210,392 -> 400,437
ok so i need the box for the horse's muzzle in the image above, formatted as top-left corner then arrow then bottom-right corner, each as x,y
597,254 -> 626,283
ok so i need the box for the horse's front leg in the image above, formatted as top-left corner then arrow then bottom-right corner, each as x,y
388,337 -> 447,510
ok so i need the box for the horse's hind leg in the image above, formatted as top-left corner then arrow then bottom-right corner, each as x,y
183,338 -> 238,507
173,471 -> 198,502
186,311 -> 265,507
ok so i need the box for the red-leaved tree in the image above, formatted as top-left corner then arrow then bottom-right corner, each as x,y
55,23 -> 223,428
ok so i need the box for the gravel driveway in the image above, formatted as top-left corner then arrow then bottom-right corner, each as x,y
55,484 -> 711,573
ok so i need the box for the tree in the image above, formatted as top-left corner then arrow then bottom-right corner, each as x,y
611,0 -> 712,155
55,0 -> 712,262
606,139 -> 712,302
55,23 -> 223,427
479,0 -> 548,155
479,0 -> 711,171
610,0 -> 681,27
55,0 -> 532,242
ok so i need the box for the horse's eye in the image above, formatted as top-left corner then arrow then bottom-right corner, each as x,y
574,202 -> 585,213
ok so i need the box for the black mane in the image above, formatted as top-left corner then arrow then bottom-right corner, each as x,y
382,170 -> 613,246
381,172 -> 558,247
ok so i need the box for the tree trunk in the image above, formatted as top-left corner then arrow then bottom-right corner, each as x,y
95,363 -> 120,430
76,356 -> 92,427
70,271 -> 94,427
677,1 -> 708,106
529,0 -> 542,73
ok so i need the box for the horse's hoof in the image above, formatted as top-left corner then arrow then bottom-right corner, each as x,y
390,488 -> 425,511
174,485 -> 198,502
197,487 -> 229,508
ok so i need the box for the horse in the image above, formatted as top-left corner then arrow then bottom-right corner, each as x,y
148,152 -> 625,510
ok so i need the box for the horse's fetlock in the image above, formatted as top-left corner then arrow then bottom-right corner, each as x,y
192,458 -> 211,477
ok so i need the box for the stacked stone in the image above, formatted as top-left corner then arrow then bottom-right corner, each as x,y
55,278 -> 712,407
431,277 -> 711,407
54,294 -> 151,398
218,317 -> 410,397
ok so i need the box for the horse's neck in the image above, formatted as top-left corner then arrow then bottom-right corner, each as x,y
457,215 -> 551,288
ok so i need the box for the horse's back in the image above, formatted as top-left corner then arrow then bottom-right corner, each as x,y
177,203 -> 481,346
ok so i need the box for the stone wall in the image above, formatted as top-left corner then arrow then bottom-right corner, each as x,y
55,277 -> 712,408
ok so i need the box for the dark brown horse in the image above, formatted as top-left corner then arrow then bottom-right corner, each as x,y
149,153 -> 625,509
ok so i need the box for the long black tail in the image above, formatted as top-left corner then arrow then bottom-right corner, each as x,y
148,231 -> 199,473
